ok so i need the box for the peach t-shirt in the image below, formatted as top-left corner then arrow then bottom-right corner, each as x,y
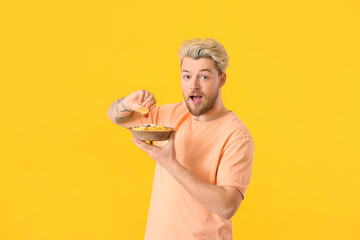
134,101 -> 254,240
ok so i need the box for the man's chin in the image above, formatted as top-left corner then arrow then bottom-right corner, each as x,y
189,110 -> 202,117
185,100 -> 205,117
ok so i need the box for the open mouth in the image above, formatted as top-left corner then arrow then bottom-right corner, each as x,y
190,95 -> 202,104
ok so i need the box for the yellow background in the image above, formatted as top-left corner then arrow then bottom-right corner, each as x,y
1,0 -> 359,239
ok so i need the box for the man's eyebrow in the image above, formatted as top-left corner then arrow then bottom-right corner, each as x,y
199,69 -> 212,72
181,69 -> 212,73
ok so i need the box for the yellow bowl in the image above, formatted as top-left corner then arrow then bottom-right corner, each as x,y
128,125 -> 175,141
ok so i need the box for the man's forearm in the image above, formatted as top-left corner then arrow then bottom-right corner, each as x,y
107,97 -> 133,124
165,160 -> 242,220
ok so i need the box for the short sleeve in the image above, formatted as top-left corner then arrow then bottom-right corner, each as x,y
216,130 -> 254,199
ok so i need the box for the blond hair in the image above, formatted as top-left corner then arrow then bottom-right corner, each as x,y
178,38 -> 229,75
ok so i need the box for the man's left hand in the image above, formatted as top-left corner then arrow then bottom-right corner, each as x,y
132,131 -> 177,170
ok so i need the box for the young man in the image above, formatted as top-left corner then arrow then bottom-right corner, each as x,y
107,38 -> 254,239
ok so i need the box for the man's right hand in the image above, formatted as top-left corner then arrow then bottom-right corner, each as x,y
125,90 -> 157,112
107,90 -> 157,127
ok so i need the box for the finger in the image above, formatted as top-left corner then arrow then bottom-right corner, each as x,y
168,131 -> 175,143
164,131 -> 175,147
141,91 -> 151,107
147,98 -> 156,108
142,94 -> 154,107
132,138 -> 158,152
132,138 -> 150,151
137,90 -> 146,103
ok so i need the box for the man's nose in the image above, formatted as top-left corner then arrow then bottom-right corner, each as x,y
190,77 -> 200,89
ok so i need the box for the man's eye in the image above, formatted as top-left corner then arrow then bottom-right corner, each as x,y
201,76 -> 208,79
184,75 -> 190,79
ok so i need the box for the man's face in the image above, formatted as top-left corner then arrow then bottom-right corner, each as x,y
181,57 -> 223,117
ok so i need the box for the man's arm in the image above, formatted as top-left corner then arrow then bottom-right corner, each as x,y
107,97 -> 135,127
168,160 -> 243,220
132,132 -> 243,220
107,90 -> 156,128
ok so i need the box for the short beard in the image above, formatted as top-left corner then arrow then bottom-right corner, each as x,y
183,90 -> 219,117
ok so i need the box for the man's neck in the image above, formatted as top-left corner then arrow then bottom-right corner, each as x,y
191,99 -> 229,122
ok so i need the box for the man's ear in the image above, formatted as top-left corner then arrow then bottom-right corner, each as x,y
219,73 -> 226,88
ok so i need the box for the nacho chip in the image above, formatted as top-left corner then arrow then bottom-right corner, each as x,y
139,107 -> 149,115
